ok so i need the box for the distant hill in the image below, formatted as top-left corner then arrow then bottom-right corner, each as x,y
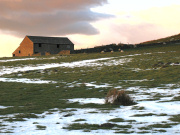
140,33 -> 180,45
73,33 -> 180,54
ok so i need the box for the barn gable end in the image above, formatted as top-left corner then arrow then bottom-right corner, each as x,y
12,36 -> 34,57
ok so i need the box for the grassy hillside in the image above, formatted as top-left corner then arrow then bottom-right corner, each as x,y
140,33 -> 180,44
0,43 -> 180,134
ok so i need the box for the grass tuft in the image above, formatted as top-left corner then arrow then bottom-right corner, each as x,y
73,119 -> 86,122
63,123 -> 120,130
36,125 -> 46,130
108,118 -> 125,122
169,114 -> 180,122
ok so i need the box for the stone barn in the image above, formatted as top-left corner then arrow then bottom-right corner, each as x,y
12,35 -> 74,57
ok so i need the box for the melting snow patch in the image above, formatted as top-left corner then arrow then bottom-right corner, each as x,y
165,84 -> 180,88
67,98 -> 105,104
156,52 -> 166,54
67,82 -> 112,88
0,78 -> 56,84
171,63 -> 180,66
0,57 -> 132,76
0,57 -> 58,63
0,58 -> 37,62
0,105 -> 12,109
84,83 -> 111,88
138,101 -> 180,115
119,79 -> 152,82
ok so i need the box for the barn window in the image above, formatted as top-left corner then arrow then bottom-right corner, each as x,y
39,43 -> 42,47
19,50 -> 21,53
57,44 -> 59,48
13,54 -> 15,57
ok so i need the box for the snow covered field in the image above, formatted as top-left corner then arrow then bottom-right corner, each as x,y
1,86 -> 180,135
0,52 -> 180,134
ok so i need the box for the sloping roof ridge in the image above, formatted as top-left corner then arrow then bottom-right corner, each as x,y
27,35 -> 68,38
26,35 -> 74,45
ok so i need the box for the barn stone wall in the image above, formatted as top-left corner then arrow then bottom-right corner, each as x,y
34,43 -> 74,55
12,36 -> 34,57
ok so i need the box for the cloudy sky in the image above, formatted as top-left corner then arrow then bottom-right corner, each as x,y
0,0 -> 180,57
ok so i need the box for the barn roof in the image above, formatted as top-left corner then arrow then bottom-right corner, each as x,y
27,36 -> 74,45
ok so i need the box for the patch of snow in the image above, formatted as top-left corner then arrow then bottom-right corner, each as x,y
84,83 -> 111,88
156,52 -> 166,54
165,84 -> 180,87
0,57 -> 58,63
171,63 -> 180,66
120,54 -> 142,57
0,58 -> 37,62
114,86 -> 122,89
120,79 -> 152,82
126,68 -> 144,72
0,57 -> 132,76
128,87 -> 180,97
144,53 -> 152,55
0,78 -> 56,84
67,98 -> 105,104
102,58 -> 132,67
66,82 -> 112,88
4,109 -> 118,135
0,105 -> 12,109
138,101 -> 180,115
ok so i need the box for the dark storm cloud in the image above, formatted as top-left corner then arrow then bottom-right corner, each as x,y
0,0 -> 112,37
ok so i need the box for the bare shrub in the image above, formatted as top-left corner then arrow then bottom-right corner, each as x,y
105,89 -> 136,106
